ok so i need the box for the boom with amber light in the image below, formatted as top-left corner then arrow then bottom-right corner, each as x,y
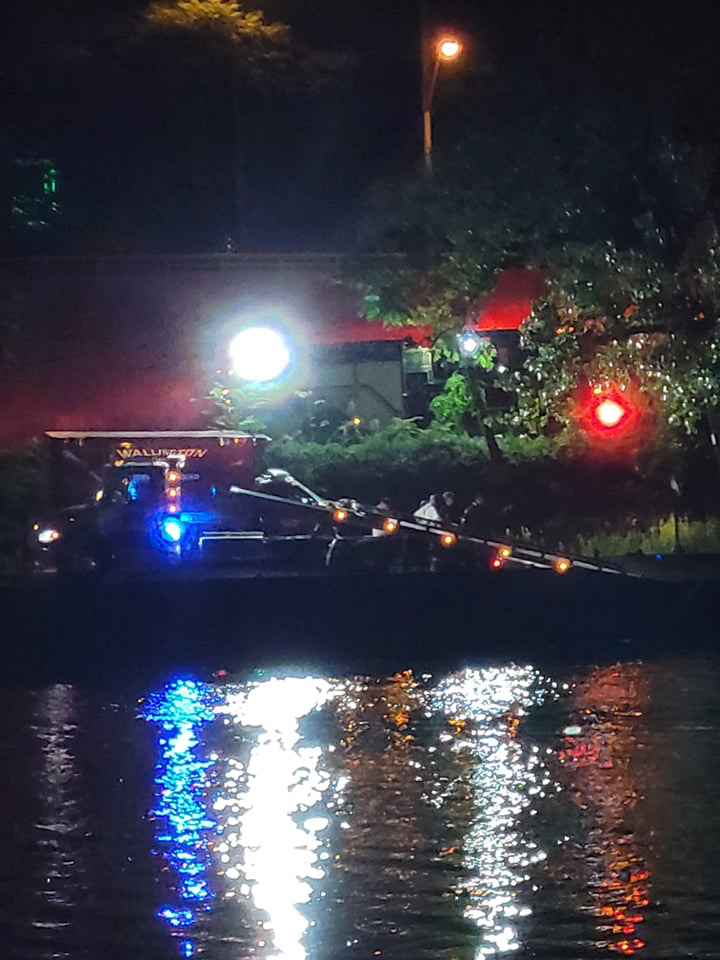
226,484 -> 632,577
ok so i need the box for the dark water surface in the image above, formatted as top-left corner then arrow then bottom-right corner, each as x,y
2,656 -> 720,960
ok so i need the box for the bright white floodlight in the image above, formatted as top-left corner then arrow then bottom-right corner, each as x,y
229,326 -> 291,383
459,330 -> 482,356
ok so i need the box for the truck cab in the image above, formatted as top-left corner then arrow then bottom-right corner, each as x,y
29,431 -> 334,576
30,431 -> 265,575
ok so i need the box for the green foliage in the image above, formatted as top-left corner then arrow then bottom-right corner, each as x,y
476,340 -> 498,372
207,381 -> 273,432
576,517 -> 720,558
355,88 -> 720,454
512,243 -> 720,443
265,419 -> 490,506
429,373 -> 470,428
206,379 -> 330,438
262,420 -> 720,555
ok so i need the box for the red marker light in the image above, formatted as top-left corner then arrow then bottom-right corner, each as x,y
576,385 -> 647,445
490,555 -> 504,570
594,398 -> 627,429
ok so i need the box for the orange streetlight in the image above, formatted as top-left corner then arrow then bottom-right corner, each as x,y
422,31 -> 464,174
437,37 -> 462,61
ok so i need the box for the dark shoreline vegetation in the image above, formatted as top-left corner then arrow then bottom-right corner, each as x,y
3,420 -> 720,579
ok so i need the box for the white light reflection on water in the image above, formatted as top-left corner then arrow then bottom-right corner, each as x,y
430,666 -> 557,960
30,684 -> 87,956
214,677 -> 340,960
33,686 -> 84,901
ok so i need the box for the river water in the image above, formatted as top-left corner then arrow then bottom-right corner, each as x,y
2,656 -> 719,960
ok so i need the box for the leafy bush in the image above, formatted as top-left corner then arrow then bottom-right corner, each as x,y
429,373 -> 471,428
264,418 -> 720,551
266,419 -> 491,506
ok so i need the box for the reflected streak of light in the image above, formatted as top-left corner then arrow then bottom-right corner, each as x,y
214,677 -> 340,960
431,667 -> 556,959
141,679 -> 220,954
558,665 -> 652,956
33,684 -> 86,923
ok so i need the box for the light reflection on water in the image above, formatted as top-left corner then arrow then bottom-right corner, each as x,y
429,667 -> 557,958
30,684 -> 87,957
139,667 -> 568,959
555,665 -> 653,957
141,680 -> 220,955
215,678 -> 340,960
10,658 -> 720,959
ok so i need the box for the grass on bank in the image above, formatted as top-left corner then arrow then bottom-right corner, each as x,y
575,516 -> 720,558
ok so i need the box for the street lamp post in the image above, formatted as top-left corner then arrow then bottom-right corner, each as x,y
421,33 -> 463,174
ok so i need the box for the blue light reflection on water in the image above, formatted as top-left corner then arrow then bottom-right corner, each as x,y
140,679 -> 221,955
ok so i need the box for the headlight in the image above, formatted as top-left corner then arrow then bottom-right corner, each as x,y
38,528 -> 61,544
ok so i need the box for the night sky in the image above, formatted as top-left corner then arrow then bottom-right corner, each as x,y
3,0 -> 720,254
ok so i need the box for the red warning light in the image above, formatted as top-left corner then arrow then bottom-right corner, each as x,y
575,384 -> 648,446
490,555 -> 504,570
593,397 -> 630,430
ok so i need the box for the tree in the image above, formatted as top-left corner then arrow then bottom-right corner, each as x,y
143,0 -> 292,82
511,218 -> 720,476
141,0 -> 340,245
356,79 -> 720,469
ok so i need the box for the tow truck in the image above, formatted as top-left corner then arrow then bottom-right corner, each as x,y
29,431 -> 333,576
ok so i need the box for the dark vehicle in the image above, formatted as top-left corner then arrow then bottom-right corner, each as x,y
29,431 -> 333,576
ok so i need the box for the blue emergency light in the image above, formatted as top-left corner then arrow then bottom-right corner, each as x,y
160,517 -> 186,544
